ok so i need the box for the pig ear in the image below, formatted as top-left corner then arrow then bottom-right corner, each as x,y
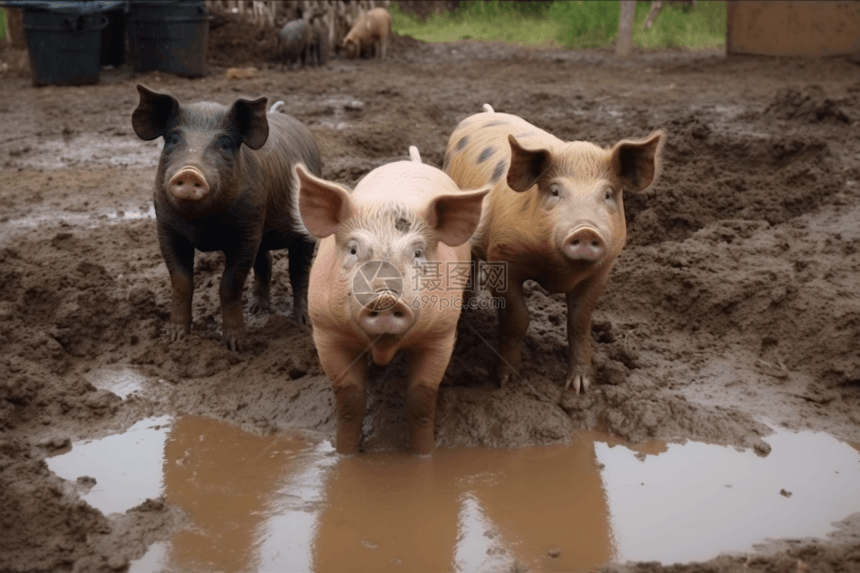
229,97 -> 269,150
132,84 -> 179,141
425,187 -> 490,247
609,130 -> 665,192
295,164 -> 354,239
507,135 -> 552,193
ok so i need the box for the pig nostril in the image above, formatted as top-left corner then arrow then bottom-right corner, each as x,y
369,311 -> 378,318
176,180 -> 183,186
394,311 -> 403,318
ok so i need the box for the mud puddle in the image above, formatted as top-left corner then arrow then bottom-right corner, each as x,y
1,204 -> 155,239
3,133 -> 159,171
44,414 -> 860,573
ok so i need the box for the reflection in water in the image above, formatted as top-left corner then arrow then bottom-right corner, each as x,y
599,429 -> 860,563
46,411 -> 860,573
311,440 -> 613,573
45,415 -> 171,515
160,416 -> 313,573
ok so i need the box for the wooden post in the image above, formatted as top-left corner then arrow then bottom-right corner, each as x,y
616,0 -> 635,58
645,0 -> 663,30
4,7 -> 27,50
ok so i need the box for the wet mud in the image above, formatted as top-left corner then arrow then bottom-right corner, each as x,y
1,33 -> 860,573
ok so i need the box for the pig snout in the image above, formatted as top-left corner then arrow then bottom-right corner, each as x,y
562,227 -> 606,262
358,291 -> 415,336
168,167 -> 210,201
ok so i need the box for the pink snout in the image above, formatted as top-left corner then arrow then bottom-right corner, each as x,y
563,227 -> 606,262
168,167 -> 210,201
358,291 -> 415,336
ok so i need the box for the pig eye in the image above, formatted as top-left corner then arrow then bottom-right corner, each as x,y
346,240 -> 360,258
603,187 -> 616,202
549,184 -> 561,198
163,131 -> 180,152
216,136 -> 235,152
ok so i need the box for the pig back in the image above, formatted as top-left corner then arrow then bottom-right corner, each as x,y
346,8 -> 390,45
258,112 -> 321,242
444,112 -> 564,258
278,20 -> 308,50
367,8 -> 392,37
445,111 -> 563,192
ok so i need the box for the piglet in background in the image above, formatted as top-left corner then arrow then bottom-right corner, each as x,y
342,7 -> 391,59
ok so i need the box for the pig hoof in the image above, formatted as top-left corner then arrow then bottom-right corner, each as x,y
498,369 -> 514,389
249,295 -> 270,315
223,333 -> 243,352
292,307 -> 310,328
564,367 -> 593,394
166,322 -> 189,342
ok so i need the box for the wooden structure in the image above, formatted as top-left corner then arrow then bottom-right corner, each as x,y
727,1 -> 860,57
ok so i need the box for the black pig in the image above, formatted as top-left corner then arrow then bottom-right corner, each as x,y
131,84 -> 320,350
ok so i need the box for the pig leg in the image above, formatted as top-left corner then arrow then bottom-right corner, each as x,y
406,338 -> 454,455
158,227 -> 195,341
317,337 -> 368,454
249,249 -> 272,314
219,242 -> 260,351
288,238 -> 315,326
495,281 -> 529,388
564,275 -> 608,393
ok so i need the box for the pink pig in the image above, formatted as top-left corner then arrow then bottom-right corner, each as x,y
295,147 -> 488,455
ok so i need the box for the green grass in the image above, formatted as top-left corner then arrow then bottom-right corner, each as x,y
391,1 -> 726,51
391,1 -> 563,46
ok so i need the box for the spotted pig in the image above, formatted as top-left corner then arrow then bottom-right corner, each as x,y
444,104 -> 664,393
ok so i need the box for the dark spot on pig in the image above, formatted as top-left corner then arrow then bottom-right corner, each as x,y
456,135 -> 469,150
482,120 -> 509,128
491,159 -> 507,183
395,217 -> 411,233
477,146 -> 496,164
515,131 -> 535,138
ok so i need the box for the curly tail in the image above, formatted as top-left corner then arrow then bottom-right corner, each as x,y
482,103 -> 494,113
408,145 -> 422,163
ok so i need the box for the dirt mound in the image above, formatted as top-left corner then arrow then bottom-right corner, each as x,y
208,13 -> 280,68
765,85 -> 856,124
626,109 -> 847,245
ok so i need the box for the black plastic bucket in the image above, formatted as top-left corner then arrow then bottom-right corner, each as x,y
99,5 -> 128,68
128,1 -> 209,77
23,8 -> 109,86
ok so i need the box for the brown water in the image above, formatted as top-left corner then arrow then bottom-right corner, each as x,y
46,416 -> 860,573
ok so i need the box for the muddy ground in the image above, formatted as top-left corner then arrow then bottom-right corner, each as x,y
1,21 -> 860,573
